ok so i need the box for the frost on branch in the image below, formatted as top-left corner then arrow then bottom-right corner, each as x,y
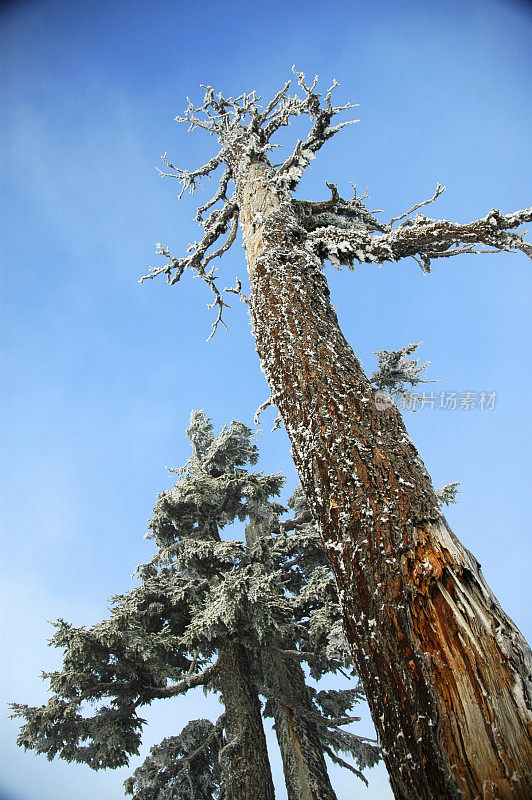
140,69 -> 532,335
370,342 -> 438,393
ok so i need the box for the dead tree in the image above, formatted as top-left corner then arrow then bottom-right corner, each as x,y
141,70 -> 532,800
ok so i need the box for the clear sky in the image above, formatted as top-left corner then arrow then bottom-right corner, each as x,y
1,1 -> 531,798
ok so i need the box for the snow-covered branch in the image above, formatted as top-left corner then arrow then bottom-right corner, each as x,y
275,70 -> 359,190
389,183 -> 446,226
195,166 -> 233,221
164,68 -> 359,203
435,482 -> 460,506
294,182 -> 386,233
124,716 -> 225,800
140,201 -> 239,339
156,150 -> 226,199
308,204 -> 532,271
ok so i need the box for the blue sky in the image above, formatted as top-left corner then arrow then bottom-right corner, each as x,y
1,0 -> 531,798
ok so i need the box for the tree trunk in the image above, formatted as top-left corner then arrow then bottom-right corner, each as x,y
246,512 -> 338,800
262,647 -> 338,800
217,640 -> 276,800
236,159 -> 532,799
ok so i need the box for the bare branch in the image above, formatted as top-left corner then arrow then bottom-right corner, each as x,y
224,277 -> 249,304
205,294 -> 231,342
271,414 -> 282,432
195,167 -> 233,222
254,396 -> 274,426
389,183 -> 446,226
140,202 -> 239,337
259,80 -> 291,123
156,151 -> 226,199
272,70 -> 358,189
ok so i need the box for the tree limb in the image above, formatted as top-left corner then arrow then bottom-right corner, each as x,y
308,206 -> 532,271
157,150 -> 226,198
150,661 -> 218,699
323,745 -> 368,785
140,202 -> 239,338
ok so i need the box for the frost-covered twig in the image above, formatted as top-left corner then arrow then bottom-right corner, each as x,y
276,69 -> 358,189
271,414 -> 282,432
254,395 -> 274,425
224,277 -> 249,304
195,166 -> 233,222
156,150 -> 226,198
389,183 -> 446,226
140,203 -> 238,338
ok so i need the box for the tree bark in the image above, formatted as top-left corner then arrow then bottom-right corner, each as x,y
236,159 -> 532,800
262,646 -> 338,800
217,640 -> 276,800
245,513 -> 338,800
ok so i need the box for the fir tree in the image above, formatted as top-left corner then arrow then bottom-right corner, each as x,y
12,411 -> 379,800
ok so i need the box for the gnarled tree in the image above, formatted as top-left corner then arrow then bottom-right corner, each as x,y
140,70 -> 532,799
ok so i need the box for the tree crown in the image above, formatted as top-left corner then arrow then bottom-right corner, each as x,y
138,69 -> 531,339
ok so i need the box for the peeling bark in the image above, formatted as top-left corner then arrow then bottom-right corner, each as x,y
235,158 -> 532,800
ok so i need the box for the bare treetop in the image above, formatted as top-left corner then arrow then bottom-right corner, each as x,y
140,68 -> 531,338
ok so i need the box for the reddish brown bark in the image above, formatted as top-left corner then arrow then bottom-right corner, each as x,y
236,159 -> 532,800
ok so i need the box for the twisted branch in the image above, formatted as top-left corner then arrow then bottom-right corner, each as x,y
140,202 -> 239,338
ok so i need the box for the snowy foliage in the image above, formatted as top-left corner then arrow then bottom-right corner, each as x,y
124,719 -> 224,800
11,410 -> 379,798
435,481 -> 460,506
370,342 -> 437,393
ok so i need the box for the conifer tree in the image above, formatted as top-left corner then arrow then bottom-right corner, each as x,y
12,411 -> 379,800
137,70 -> 532,799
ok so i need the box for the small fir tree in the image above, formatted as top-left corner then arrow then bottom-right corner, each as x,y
12,411 -> 379,800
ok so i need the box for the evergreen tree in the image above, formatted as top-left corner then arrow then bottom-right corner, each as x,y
138,71 -> 532,799
12,411 -> 379,800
